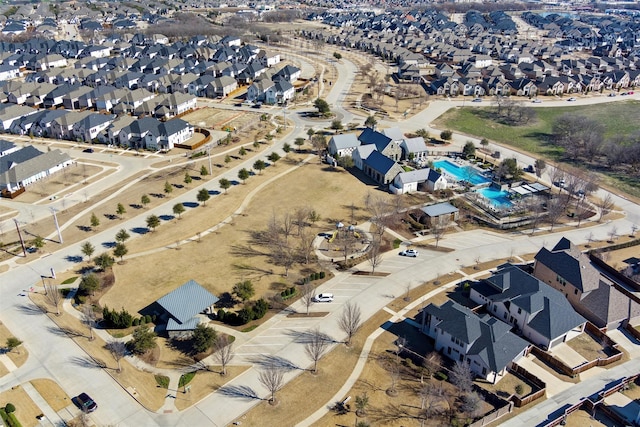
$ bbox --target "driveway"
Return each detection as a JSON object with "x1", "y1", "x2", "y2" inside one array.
[
  {"x1": 516, "y1": 354, "x2": 573, "y2": 396},
  {"x1": 549, "y1": 342, "x2": 588, "y2": 368}
]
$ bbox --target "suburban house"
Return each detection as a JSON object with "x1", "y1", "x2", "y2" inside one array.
[
  {"x1": 420, "y1": 300, "x2": 530, "y2": 384},
  {"x1": 533, "y1": 238, "x2": 640, "y2": 330},
  {"x1": 72, "y1": 113, "x2": 116, "y2": 142},
  {"x1": 246, "y1": 78, "x2": 274, "y2": 102},
  {"x1": 328, "y1": 133, "x2": 360, "y2": 157},
  {"x1": 0, "y1": 105, "x2": 39, "y2": 132},
  {"x1": 470, "y1": 264, "x2": 587, "y2": 350},
  {"x1": 390, "y1": 168, "x2": 447, "y2": 194},
  {"x1": 152, "y1": 280, "x2": 219, "y2": 339},
  {"x1": 205, "y1": 76, "x2": 238, "y2": 98},
  {"x1": 362, "y1": 150, "x2": 404, "y2": 185},
  {"x1": 419, "y1": 202, "x2": 459, "y2": 227},
  {"x1": 0, "y1": 145, "x2": 72, "y2": 195},
  {"x1": 0, "y1": 140, "x2": 20, "y2": 157},
  {"x1": 265, "y1": 79, "x2": 294, "y2": 105},
  {"x1": 118, "y1": 117, "x2": 194, "y2": 151}
]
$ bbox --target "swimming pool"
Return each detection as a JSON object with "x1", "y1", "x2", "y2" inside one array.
[
  {"x1": 477, "y1": 187, "x2": 513, "y2": 208},
  {"x1": 433, "y1": 160, "x2": 490, "y2": 186}
]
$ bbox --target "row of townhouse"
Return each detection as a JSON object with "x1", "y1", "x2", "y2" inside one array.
[
  {"x1": 0, "y1": 104, "x2": 193, "y2": 150},
  {"x1": 303, "y1": 9, "x2": 640, "y2": 99}
]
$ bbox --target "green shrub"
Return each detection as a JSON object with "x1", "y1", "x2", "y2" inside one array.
[
  {"x1": 237, "y1": 307, "x2": 254, "y2": 324},
  {"x1": 179, "y1": 372, "x2": 196, "y2": 388},
  {"x1": 253, "y1": 298, "x2": 269, "y2": 319},
  {"x1": 139, "y1": 316, "x2": 146, "y2": 325},
  {"x1": 319, "y1": 271, "x2": 325, "y2": 279},
  {"x1": 393, "y1": 238, "x2": 402, "y2": 249},
  {"x1": 155, "y1": 375, "x2": 169, "y2": 389},
  {"x1": 132, "y1": 318, "x2": 139, "y2": 326},
  {"x1": 288, "y1": 286, "x2": 295, "y2": 295},
  {"x1": 145, "y1": 314, "x2": 152, "y2": 324},
  {"x1": 4, "y1": 404, "x2": 14, "y2": 414},
  {"x1": 61, "y1": 276, "x2": 78, "y2": 285},
  {"x1": 515, "y1": 384, "x2": 524, "y2": 395},
  {"x1": 152, "y1": 314, "x2": 157, "y2": 322},
  {"x1": 217, "y1": 309, "x2": 226, "y2": 321},
  {"x1": 435, "y1": 371, "x2": 448, "y2": 381},
  {"x1": 280, "y1": 290, "x2": 287, "y2": 298}
]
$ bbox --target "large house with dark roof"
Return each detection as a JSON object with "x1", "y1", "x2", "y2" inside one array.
[
  {"x1": 470, "y1": 264, "x2": 587, "y2": 350},
  {"x1": 533, "y1": 238, "x2": 640, "y2": 330},
  {"x1": 0, "y1": 145, "x2": 72, "y2": 195},
  {"x1": 362, "y1": 150, "x2": 404, "y2": 185},
  {"x1": 153, "y1": 280, "x2": 219, "y2": 338},
  {"x1": 420, "y1": 300, "x2": 530, "y2": 384}
]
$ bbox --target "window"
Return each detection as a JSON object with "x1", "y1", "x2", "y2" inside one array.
[
  {"x1": 493, "y1": 306, "x2": 497, "y2": 312},
  {"x1": 451, "y1": 336, "x2": 455, "y2": 342},
  {"x1": 482, "y1": 367, "x2": 487, "y2": 375},
  {"x1": 574, "y1": 289, "x2": 578, "y2": 295},
  {"x1": 503, "y1": 312, "x2": 507, "y2": 319},
  {"x1": 447, "y1": 347, "x2": 451, "y2": 355},
  {"x1": 517, "y1": 308, "x2": 522, "y2": 314}
]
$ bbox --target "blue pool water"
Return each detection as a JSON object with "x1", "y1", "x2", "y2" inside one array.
[
  {"x1": 433, "y1": 160, "x2": 490, "y2": 185},
  {"x1": 477, "y1": 187, "x2": 513, "y2": 208}
]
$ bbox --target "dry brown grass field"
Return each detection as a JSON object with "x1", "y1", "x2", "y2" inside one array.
[{"x1": 0, "y1": 322, "x2": 28, "y2": 369}]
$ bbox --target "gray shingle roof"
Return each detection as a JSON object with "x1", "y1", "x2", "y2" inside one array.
[
  {"x1": 421, "y1": 202, "x2": 458, "y2": 217},
  {"x1": 479, "y1": 265, "x2": 586, "y2": 341},
  {"x1": 156, "y1": 280, "x2": 219, "y2": 330},
  {"x1": 330, "y1": 133, "x2": 360, "y2": 151},
  {"x1": 425, "y1": 300, "x2": 529, "y2": 372}
]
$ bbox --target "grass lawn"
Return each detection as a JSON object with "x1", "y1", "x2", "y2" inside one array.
[
  {"x1": 566, "y1": 333, "x2": 607, "y2": 361},
  {"x1": 101, "y1": 155, "x2": 397, "y2": 320},
  {"x1": 0, "y1": 384, "x2": 41, "y2": 427},
  {"x1": 478, "y1": 372, "x2": 532, "y2": 400},
  {"x1": 30, "y1": 379, "x2": 71, "y2": 412},
  {"x1": 0, "y1": 322, "x2": 28, "y2": 369},
  {"x1": 174, "y1": 366, "x2": 250, "y2": 411},
  {"x1": 434, "y1": 101, "x2": 640, "y2": 198}
]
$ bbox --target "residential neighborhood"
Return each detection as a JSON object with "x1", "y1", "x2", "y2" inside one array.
[{"x1": 1, "y1": 2, "x2": 640, "y2": 427}]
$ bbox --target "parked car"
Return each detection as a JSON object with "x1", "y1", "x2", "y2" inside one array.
[
  {"x1": 567, "y1": 97, "x2": 577, "y2": 102},
  {"x1": 532, "y1": 99, "x2": 542, "y2": 103},
  {"x1": 471, "y1": 98, "x2": 482, "y2": 102},
  {"x1": 82, "y1": 148, "x2": 94, "y2": 153},
  {"x1": 313, "y1": 293, "x2": 334, "y2": 303},
  {"x1": 399, "y1": 249, "x2": 419, "y2": 257},
  {"x1": 75, "y1": 393, "x2": 97, "y2": 413},
  {"x1": 524, "y1": 165, "x2": 535, "y2": 173},
  {"x1": 608, "y1": 92, "x2": 616, "y2": 97},
  {"x1": 629, "y1": 91, "x2": 635, "y2": 95}
]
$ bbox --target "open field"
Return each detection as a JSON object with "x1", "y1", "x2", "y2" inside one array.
[
  {"x1": 101, "y1": 154, "x2": 395, "y2": 317},
  {"x1": 434, "y1": 101, "x2": 640, "y2": 198}
]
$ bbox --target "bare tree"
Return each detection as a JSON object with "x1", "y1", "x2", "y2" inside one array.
[
  {"x1": 338, "y1": 302, "x2": 362, "y2": 346},
  {"x1": 546, "y1": 197, "x2": 564, "y2": 231},
  {"x1": 418, "y1": 382, "x2": 445, "y2": 425},
  {"x1": 298, "y1": 228, "x2": 316, "y2": 265},
  {"x1": 597, "y1": 193, "x2": 615, "y2": 221},
  {"x1": 422, "y1": 351, "x2": 443, "y2": 382},
  {"x1": 82, "y1": 305, "x2": 96, "y2": 341},
  {"x1": 367, "y1": 237, "x2": 383, "y2": 274},
  {"x1": 431, "y1": 220, "x2": 449, "y2": 248},
  {"x1": 43, "y1": 280, "x2": 62, "y2": 316},
  {"x1": 385, "y1": 356, "x2": 401, "y2": 395},
  {"x1": 293, "y1": 206, "x2": 309, "y2": 236},
  {"x1": 450, "y1": 361, "x2": 474, "y2": 394},
  {"x1": 214, "y1": 334, "x2": 234, "y2": 376},
  {"x1": 281, "y1": 212, "x2": 294, "y2": 242},
  {"x1": 274, "y1": 243, "x2": 295, "y2": 276},
  {"x1": 608, "y1": 225, "x2": 618, "y2": 243},
  {"x1": 461, "y1": 391, "x2": 482, "y2": 418},
  {"x1": 304, "y1": 328, "x2": 331, "y2": 373},
  {"x1": 339, "y1": 230, "x2": 358, "y2": 263},
  {"x1": 106, "y1": 340, "x2": 127, "y2": 373},
  {"x1": 547, "y1": 165, "x2": 565, "y2": 190},
  {"x1": 300, "y1": 282, "x2": 315, "y2": 315},
  {"x1": 258, "y1": 362, "x2": 286, "y2": 404}
]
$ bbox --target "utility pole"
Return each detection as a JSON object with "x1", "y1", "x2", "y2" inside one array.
[
  {"x1": 207, "y1": 143, "x2": 213, "y2": 178},
  {"x1": 13, "y1": 219, "x2": 26, "y2": 257},
  {"x1": 50, "y1": 207, "x2": 62, "y2": 244}
]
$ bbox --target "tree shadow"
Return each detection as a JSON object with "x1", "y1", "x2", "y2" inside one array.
[
  {"x1": 208, "y1": 190, "x2": 220, "y2": 196},
  {"x1": 131, "y1": 227, "x2": 149, "y2": 235},
  {"x1": 68, "y1": 355, "x2": 107, "y2": 369},
  {"x1": 217, "y1": 385, "x2": 262, "y2": 401},
  {"x1": 246, "y1": 354, "x2": 299, "y2": 371},
  {"x1": 215, "y1": 292, "x2": 236, "y2": 309},
  {"x1": 77, "y1": 225, "x2": 92, "y2": 232},
  {"x1": 104, "y1": 214, "x2": 118, "y2": 221},
  {"x1": 47, "y1": 325, "x2": 85, "y2": 338},
  {"x1": 183, "y1": 202, "x2": 199, "y2": 208},
  {"x1": 150, "y1": 193, "x2": 165, "y2": 199},
  {"x1": 129, "y1": 203, "x2": 142, "y2": 210},
  {"x1": 232, "y1": 263, "x2": 274, "y2": 280},
  {"x1": 159, "y1": 214, "x2": 174, "y2": 221},
  {"x1": 230, "y1": 180, "x2": 240, "y2": 186},
  {"x1": 16, "y1": 303, "x2": 46, "y2": 315},
  {"x1": 102, "y1": 241, "x2": 116, "y2": 249},
  {"x1": 284, "y1": 329, "x2": 337, "y2": 345}
]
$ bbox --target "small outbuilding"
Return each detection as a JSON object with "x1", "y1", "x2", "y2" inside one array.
[
  {"x1": 153, "y1": 280, "x2": 219, "y2": 338},
  {"x1": 420, "y1": 202, "x2": 459, "y2": 226}
]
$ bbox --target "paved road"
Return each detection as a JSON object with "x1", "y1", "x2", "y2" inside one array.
[{"x1": 1, "y1": 53, "x2": 640, "y2": 427}]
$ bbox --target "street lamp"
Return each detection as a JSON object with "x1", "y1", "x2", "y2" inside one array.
[{"x1": 50, "y1": 207, "x2": 62, "y2": 244}]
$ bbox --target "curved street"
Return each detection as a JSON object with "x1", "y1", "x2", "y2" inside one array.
[{"x1": 0, "y1": 54, "x2": 639, "y2": 427}]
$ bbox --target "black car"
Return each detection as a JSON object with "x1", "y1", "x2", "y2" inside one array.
[{"x1": 76, "y1": 392, "x2": 97, "y2": 413}]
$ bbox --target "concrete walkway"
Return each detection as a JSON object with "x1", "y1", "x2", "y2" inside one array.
[{"x1": 21, "y1": 382, "x2": 66, "y2": 427}]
